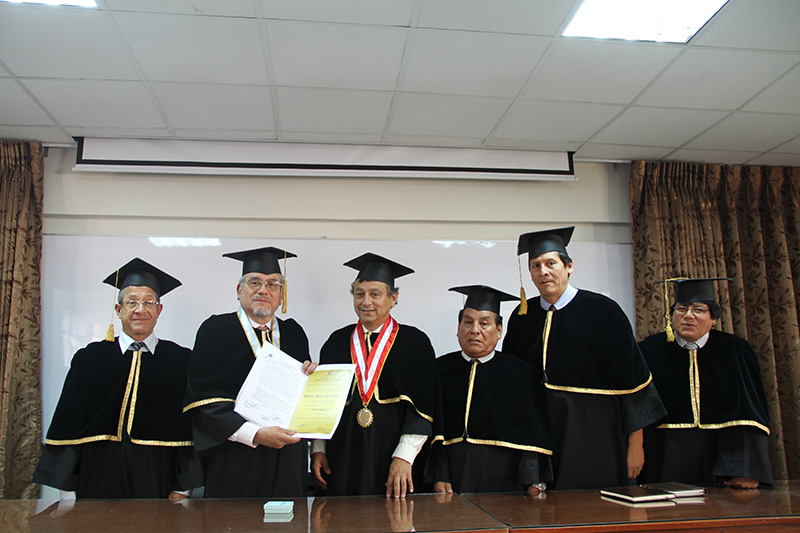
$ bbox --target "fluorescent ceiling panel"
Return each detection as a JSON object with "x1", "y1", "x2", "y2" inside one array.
[
  {"x1": 563, "y1": 0, "x2": 728, "y2": 43},
  {"x1": 1, "y1": 0, "x2": 96, "y2": 6}
]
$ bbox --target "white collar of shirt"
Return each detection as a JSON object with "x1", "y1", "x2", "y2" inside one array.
[
  {"x1": 539, "y1": 283, "x2": 578, "y2": 311},
  {"x1": 460, "y1": 350, "x2": 495, "y2": 364},
  {"x1": 241, "y1": 306, "x2": 271, "y2": 331},
  {"x1": 675, "y1": 331, "x2": 710, "y2": 350},
  {"x1": 118, "y1": 331, "x2": 158, "y2": 353}
]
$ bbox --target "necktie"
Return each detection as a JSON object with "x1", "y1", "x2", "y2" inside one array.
[
  {"x1": 366, "y1": 331, "x2": 373, "y2": 352},
  {"x1": 549, "y1": 304, "x2": 557, "y2": 311},
  {"x1": 256, "y1": 324, "x2": 271, "y2": 345},
  {"x1": 129, "y1": 342, "x2": 145, "y2": 352}
]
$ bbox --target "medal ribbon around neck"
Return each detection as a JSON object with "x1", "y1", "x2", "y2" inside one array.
[
  {"x1": 351, "y1": 316, "x2": 399, "y2": 406},
  {"x1": 237, "y1": 306, "x2": 281, "y2": 357}
]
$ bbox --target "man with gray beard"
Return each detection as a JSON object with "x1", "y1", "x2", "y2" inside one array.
[{"x1": 184, "y1": 247, "x2": 315, "y2": 498}]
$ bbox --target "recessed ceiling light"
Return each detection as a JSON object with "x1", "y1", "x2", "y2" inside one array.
[
  {"x1": 1, "y1": 0, "x2": 97, "y2": 7},
  {"x1": 563, "y1": 0, "x2": 728, "y2": 43}
]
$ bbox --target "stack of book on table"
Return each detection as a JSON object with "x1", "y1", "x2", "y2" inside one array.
[
  {"x1": 263, "y1": 501, "x2": 295, "y2": 523},
  {"x1": 600, "y1": 482, "x2": 707, "y2": 508}
]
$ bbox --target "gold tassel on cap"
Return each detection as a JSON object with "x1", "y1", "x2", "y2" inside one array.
[
  {"x1": 281, "y1": 251, "x2": 288, "y2": 314},
  {"x1": 517, "y1": 245, "x2": 527, "y2": 315},
  {"x1": 105, "y1": 268, "x2": 119, "y2": 341},
  {"x1": 662, "y1": 277, "x2": 685, "y2": 342}
]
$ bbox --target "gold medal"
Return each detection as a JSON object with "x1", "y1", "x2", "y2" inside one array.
[{"x1": 357, "y1": 407, "x2": 374, "y2": 428}]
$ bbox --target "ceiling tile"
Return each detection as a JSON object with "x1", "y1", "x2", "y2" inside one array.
[
  {"x1": 105, "y1": 0, "x2": 257, "y2": 17},
  {"x1": 0, "y1": 79, "x2": 54, "y2": 125},
  {"x1": 691, "y1": 0, "x2": 800, "y2": 51},
  {"x1": 172, "y1": 129, "x2": 276, "y2": 141},
  {"x1": 280, "y1": 131, "x2": 383, "y2": 144},
  {"x1": 267, "y1": 21, "x2": 408, "y2": 90},
  {"x1": 746, "y1": 153, "x2": 800, "y2": 166},
  {"x1": 522, "y1": 39, "x2": 681, "y2": 104},
  {"x1": 416, "y1": 0, "x2": 575, "y2": 35},
  {"x1": 0, "y1": 125, "x2": 72, "y2": 144},
  {"x1": 388, "y1": 93, "x2": 511, "y2": 137},
  {"x1": 665, "y1": 149, "x2": 763, "y2": 165},
  {"x1": 23, "y1": 79, "x2": 165, "y2": 128},
  {"x1": 482, "y1": 138, "x2": 583, "y2": 151},
  {"x1": 575, "y1": 143, "x2": 673, "y2": 161},
  {"x1": 493, "y1": 100, "x2": 624, "y2": 141},
  {"x1": 66, "y1": 127, "x2": 173, "y2": 138},
  {"x1": 592, "y1": 107, "x2": 728, "y2": 147},
  {"x1": 743, "y1": 66, "x2": 800, "y2": 113},
  {"x1": 276, "y1": 88, "x2": 393, "y2": 134},
  {"x1": 637, "y1": 48, "x2": 799, "y2": 109},
  {"x1": 400, "y1": 29, "x2": 550, "y2": 96},
  {"x1": 773, "y1": 136, "x2": 800, "y2": 153},
  {"x1": 0, "y1": 6, "x2": 138, "y2": 79},
  {"x1": 685, "y1": 112, "x2": 800, "y2": 152},
  {"x1": 382, "y1": 134, "x2": 486, "y2": 147},
  {"x1": 113, "y1": 12, "x2": 269, "y2": 84},
  {"x1": 259, "y1": 0, "x2": 415, "y2": 25},
  {"x1": 152, "y1": 83, "x2": 274, "y2": 130}
]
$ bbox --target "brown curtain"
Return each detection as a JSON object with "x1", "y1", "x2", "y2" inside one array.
[
  {"x1": 0, "y1": 141, "x2": 44, "y2": 499},
  {"x1": 630, "y1": 160, "x2": 800, "y2": 482}
]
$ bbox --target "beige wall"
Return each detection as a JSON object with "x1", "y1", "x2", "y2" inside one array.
[{"x1": 43, "y1": 147, "x2": 632, "y2": 243}]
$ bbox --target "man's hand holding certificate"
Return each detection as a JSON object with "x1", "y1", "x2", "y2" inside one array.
[{"x1": 235, "y1": 342, "x2": 355, "y2": 439}]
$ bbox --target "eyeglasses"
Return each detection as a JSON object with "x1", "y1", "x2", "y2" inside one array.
[
  {"x1": 674, "y1": 304, "x2": 710, "y2": 315},
  {"x1": 123, "y1": 300, "x2": 159, "y2": 310},
  {"x1": 244, "y1": 279, "x2": 282, "y2": 292}
]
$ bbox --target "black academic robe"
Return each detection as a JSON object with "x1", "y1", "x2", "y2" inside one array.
[
  {"x1": 184, "y1": 312, "x2": 311, "y2": 498},
  {"x1": 33, "y1": 339, "x2": 201, "y2": 498},
  {"x1": 639, "y1": 330, "x2": 773, "y2": 485},
  {"x1": 502, "y1": 289, "x2": 666, "y2": 490},
  {"x1": 426, "y1": 351, "x2": 553, "y2": 493},
  {"x1": 317, "y1": 323, "x2": 437, "y2": 496}
]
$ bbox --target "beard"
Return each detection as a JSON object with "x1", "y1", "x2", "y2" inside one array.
[{"x1": 252, "y1": 306, "x2": 274, "y2": 318}]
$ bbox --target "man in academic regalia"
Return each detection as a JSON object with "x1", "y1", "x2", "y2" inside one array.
[
  {"x1": 502, "y1": 227, "x2": 666, "y2": 490},
  {"x1": 427, "y1": 285, "x2": 553, "y2": 494},
  {"x1": 184, "y1": 247, "x2": 316, "y2": 498},
  {"x1": 310, "y1": 253, "x2": 437, "y2": 498},
  {"x1": 638, "y1": 278, "x2": 772, "y2": 488},
  {"x1": 33, "y1": 258, "x2": 201, "y2": 500}
]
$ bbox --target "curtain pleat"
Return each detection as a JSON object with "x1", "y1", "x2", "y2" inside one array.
[{"x1": 0, "y1": 141, "x2": 44, "y2": 499}]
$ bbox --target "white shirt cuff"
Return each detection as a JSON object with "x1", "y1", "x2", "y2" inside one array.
[
  {"x1": 229, "y1": 422, "x2": 260, "y2": 448},
  {"x1": 392, "y1": 434, "x2": 427, "y2": 465},
  {"x1": 310, "y1": 439, "x2": 326, "y2": 455}
]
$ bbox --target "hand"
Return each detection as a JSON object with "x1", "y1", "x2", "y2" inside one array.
[
  {"x1": 311, "y1": 452, "x2": 331, "y2": 489},
  {"x1": 385, "y1": 457, "x2": 413, "y2": 499},
  {"x1": 310, "y1": 497, "x2": 330, "y2": 533},
  {"x1": 385, "y1": 498, "x2": 414, "y2": 532},
  {"x1": 433, "y1": 481, "x2": 453, "y2": 494},
  {"x1": 253, "y1": 426, "x2": 301, "y2": 449},
  {"x1": 302, "y1": 360, "x2": 318, "y2": 376},
  {"x1": 167, "y1": 491, "x2": 189, "y2": 502},
  {"x1": 627, "y1": 429, "x2": 645, "y2": 480},
  {"x1": 725, "y1": 476, "x2": 759, "y2": 489}
]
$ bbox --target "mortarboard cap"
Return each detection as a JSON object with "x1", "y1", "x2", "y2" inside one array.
[
  {"x1": 344, "y1": 252, "x2": 414, "y2": 287},
  {"x1": 516, "y1": 226, "x2": 575, "y2": 258},
  {"x1": 450, "y1": 285, "x2": 518, "y2": 315},
  {"x1": 102, "y1": 257, "x2": 181, "y2": 297},
  {"x1": 223, "y1": 246, "x2": 296, "y2": 276},
  {"x1": 669, "y1": 277, "x2": 731, "y2": 304}
]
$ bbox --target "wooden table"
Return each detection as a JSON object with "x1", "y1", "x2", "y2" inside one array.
[
  {"x1": 464, "y1": 480, "x2": 800, "y2": 532},
  {"x1": 1, "y1": 493, "x2": 506, "y2": 533},
  {"x1": 2, "y1": 481, "x2": 799, "y2": 532}
]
